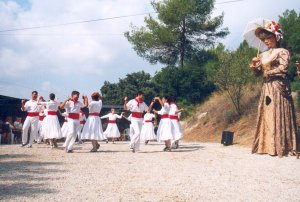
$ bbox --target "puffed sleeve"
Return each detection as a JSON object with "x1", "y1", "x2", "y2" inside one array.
[
  {"x1": 267, "y1": 49, "x2": 290, "y2": 76},
  {"x1": 100, "y1": 113, "x2": 110, "y2": 119},
  {"x1": 23, "y1": 101, "x2": 30, "y2": 111}
]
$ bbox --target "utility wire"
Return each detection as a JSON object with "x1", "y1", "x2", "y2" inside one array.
[
  {"x1": 0, "y1": 12, "x2": 157, "y2": 33},
  {"x1": 0, "y1": 0, "x2": 245, "y2": 33}
]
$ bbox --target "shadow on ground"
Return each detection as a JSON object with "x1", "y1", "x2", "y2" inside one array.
[{"x1": 0, "y1": 154, "x2": 63, "y2": 200}]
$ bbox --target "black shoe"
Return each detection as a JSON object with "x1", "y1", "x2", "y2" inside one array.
[
  {"x1": 106, "y1": 140, "x2": 108, "y2": 143},
  {"x1": 145, "y1": 140, "x2": 149, "y2": 145},
  {"x1": 163, "y1": 147, "x2": 168, "y2": 151},
  {"x1": 21, "y1": 144, "x2": 27, "y2": 147},
  {"x1": 66, "y1": 150, "x2": 73, "y2": 153}
]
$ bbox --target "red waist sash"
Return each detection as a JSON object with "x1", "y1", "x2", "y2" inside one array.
[
  {"x1": 80, "y1": 121, "x2": 85, "y2": 124},
  {"x1": 39, "y1": 116, "x2": 45, "y2": 121},
  {"x1": 47, "y1": 111, "x2": 57, "y2": 115},
  {"x1": 109, "y1": 120, "x2": 116, "y2": 124},
  {"x1": 169, "y1": 115, "x2": 179, "y2": 121},
  {"x1": 89, "y1": 112, "x2": 99, "y2": 116},
  {"x1": 28, "y1": 112, "x2": 39, "y2": 117},
  {"x1": 131, "y1": 112, "x2": 143, "y2": 118},
  {"x1": 145, "y1": 120, "x2": 152, "y2": 123},
  {"x1": 161, "y1": 114, "x2": 169, "y2": 119},
  {"x1": 69, "y1": 113, "x2": 80, "y2": 120}
]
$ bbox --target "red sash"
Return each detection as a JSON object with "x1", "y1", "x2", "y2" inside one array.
[
  {"x1": 145, "y1": 120, "x2": 152, "y2": 123},
  {"x1": 169, "y1": 115, "x2": 179, "y2": 121},
  {"x1": 39, "y1": 116, "x2": 45, "y2": 121},
  {"x1": 132, "y1": 112, "x2": 143, "y2": 118},
  {"x1": 161, "y1": 114, "x2": 169, "y2": 119},
  {"x1": 69, "y1": 113, "x2": 80, "y2": 120},
  {"x1": 89, "y1": 112, "x2": 99, "y2": 116},
  {"x1": 47, "y1": 111, "x2": 57, "y2": 115},
  {"x1": 109, "y1": 120, "x2": 116, "y2": 124},
  {"x1": 80, "y1": 121, "x2": 85, "y2": 124},
  {"x1": 28, "y1": 112, "x2": 39, "y2": 117}
]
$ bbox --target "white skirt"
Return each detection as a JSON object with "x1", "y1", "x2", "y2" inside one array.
[
  {"x1": 170, "y1": 120, "x2": 182, "y2": 141},
  {"x1": 61, "y1": 122, "x2": 68, "y2": 138},
  {"x1": 42, "y1": 115, "x2": 62, "y2": 139},
  {"x1": 141, "y1": 122, "x2": 156, "y2": 141},
  {"x1": 157, "y1": 118, "x2": 172, "y2": 141},
  {"x1": 81, "y1": 116, "x2": 106, "y2": 140},
  {"x1": 103, "y1": 123, "x2": 120, "y2": 138}
]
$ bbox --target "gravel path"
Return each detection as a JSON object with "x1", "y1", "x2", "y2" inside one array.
[{"x1": 0, "y1": 141, "x2": 300, "y2": 202}]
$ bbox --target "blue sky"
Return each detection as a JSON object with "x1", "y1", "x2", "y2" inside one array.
[{"x1": 0, "y1": 0, "x2": 299, "y2": 101}]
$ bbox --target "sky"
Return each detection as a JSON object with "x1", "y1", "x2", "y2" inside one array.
[{"x1": 0, "y1": 0, "x2": 299, "y2": 101}]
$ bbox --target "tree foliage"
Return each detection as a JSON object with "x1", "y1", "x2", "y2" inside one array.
[
  {"x1": 100, "y1": 71, "x2": 156, "y2": 105},
  {"x1": 125, "y1": 0, "x2": 229, "y2": 68},
  {"x1": 212, "y1": 41, "x2": 256, "y2": 115}
]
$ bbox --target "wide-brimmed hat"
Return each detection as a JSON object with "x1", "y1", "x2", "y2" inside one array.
[{"x1": 255, "y1": 20, "x2": 283, "y2": 41}]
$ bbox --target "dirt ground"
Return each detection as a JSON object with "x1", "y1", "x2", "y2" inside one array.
[{"x1": 0, "y1": 141, "x2": 300, "y2": 202}]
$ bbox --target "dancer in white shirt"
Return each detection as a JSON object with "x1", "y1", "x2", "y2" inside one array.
[
  {"x1": 38, "y1": 93, "x2": 62, "y2": 148},
  {"x1": 169, "y1": 96, "x2": 184, "y2": 149},
  {"x1": 81, "y1": 92, "x2": 105, "y2": 152},
  {"x1": 153, "y1": 96, "x2": 172, "y2": 152},
  {"x1": 101, "y1": 108, "x2": 124, "y2": 144},
  {"x1": 60, "y1": 91, "x2": 87, "y2": 153},
  {"x1": 140, "y1": 110, "x2": 156, "y2": 144},
  {"x1": 124, "y1": 91, "x2": 154, "y2": 152},
  {"x1": 21, "y1": 91, "x2": 41, "y2": 148}
]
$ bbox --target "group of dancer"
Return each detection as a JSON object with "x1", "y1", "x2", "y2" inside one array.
[{"x1": 20, "y1": 90, "x2": 183, "y2": 153}]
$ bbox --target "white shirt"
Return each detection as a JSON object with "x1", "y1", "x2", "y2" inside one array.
[
  {"x1": 143, "y1": 113, "x2": 155, "y2": 123},
  {"x1": 158, "y1": 103, "x2": 170, "y2": 115},
  {"x1": 64, "y1": 100, "x2": 84, "y2": 114},
  {"x1": 88, "y1": 100, "x2": 102, "y2": 113},
  {"x1": 14, "y1": 121, "x2": 23, "y2": 130},
  {"x1": 169, "y1": 103, "x2": 178, "y2": 116},
  {"x1": 101, "y1": 113, "x2": 122, "y2": 120},
  {"x1": 126, "y1": 99, "x2": 148, "y2": 113},
  {"x1": 40, "y1": 100, "x2": 59, "y2": 112},
  {"x1": 126, "y1": 99, "x2": 148, "y2": 121},
  {"x1": 23, "y1": 99, "x2": 41, "y2": 113}
]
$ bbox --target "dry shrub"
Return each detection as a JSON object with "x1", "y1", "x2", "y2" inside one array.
[{"x1": 183, "y1": 83, "x2": 262, "y2": 146}]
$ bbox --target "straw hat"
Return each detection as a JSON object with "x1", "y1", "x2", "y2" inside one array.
[{"x1": 255, "y1": 20, "x2": 283, "y2": 41}]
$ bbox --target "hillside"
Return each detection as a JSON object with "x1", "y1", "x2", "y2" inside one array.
[{"x1": 182, "y1": 83, "x2": 300, "y2": 147}]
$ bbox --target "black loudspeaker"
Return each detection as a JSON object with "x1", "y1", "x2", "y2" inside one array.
[{"x1": 221, "y1": 131, "x2": 234, "y2": 146}]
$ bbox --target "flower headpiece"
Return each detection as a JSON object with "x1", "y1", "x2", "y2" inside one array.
[{"x1": 255, "y1": 20, "x2": 283, "y2": 41}]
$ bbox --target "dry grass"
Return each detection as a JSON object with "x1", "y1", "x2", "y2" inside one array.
[{"x1": 183, "y1": 83, "x2": 298, "y2": 147}]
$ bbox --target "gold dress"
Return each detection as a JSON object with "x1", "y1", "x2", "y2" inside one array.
[{"x1": 252, "y1": 48, "x2": 299, "y2": 157}]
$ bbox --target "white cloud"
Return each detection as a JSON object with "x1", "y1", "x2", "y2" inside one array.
[
  {"x1": 0, "y1": 0, "x2": 154, "y2": 78},
  {"x1": 0, "y1": 0, "x2": 299, "y2": 99}
]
